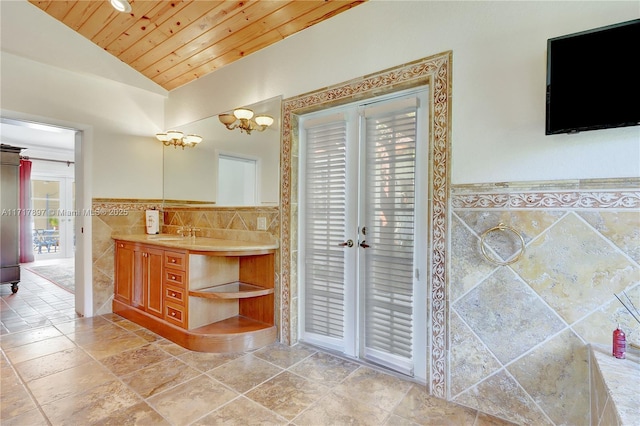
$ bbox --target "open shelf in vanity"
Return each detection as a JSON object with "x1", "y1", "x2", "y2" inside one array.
[
  {"x1": 190, "y1": 282, "x2": 274, "y2": 299},
  {"x1": 112, "y1": 234, "x2": 277, "y2": 353}
]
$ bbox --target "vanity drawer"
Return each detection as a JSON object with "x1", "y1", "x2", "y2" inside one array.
[
  {"x1": 165, "y1": 302, "x2": 186, "y2": 327},
  {"x1": 164, "y1": 284, "x2": 185, "y2": 305},
  {"x1": 164, "y1": 269, "x2": 186, "y2": 287},
  {"x1": 164, "y1": 250, "x2": 186, "y2": 271}
]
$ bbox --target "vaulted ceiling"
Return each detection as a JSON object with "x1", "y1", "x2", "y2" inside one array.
[{"x1": 27, "y1": 0, "x2": 365, "y2": 91}]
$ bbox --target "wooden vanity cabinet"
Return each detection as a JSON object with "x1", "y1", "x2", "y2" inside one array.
[
  {"x1": 113, "y1": 238, "x2": 277, "y2": 353},
  {"x1": 114, "y1": 241, "x2": 164, "y2": 319}
]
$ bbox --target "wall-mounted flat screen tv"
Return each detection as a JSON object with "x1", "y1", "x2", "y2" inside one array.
[{"x1": 546, "y1": 19, "x2": 640, "y2": 135}]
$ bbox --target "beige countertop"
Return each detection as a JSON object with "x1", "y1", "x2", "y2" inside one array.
[
  {"x1": 112, "y1": 233, "x2": 279, "y2": 252},
  {"x1": 590, "y1": 343, "x2": 640, "y2": 425}
]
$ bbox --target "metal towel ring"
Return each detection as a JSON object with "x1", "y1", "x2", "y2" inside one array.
[{"x1": 480, "y1": 223, "x2": 525, "y2": 266}]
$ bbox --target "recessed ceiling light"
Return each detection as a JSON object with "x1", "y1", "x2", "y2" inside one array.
[{"x1": 110, "y1": 0, "x2": 131, "y2": 13}]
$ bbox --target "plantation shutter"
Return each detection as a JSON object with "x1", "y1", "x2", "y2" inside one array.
[
  {"x1": 303, "y1": 115, "x2": 348, "y2": 344},
  {"x1": 362, "y1": 97, "x2": 418, "y2": 373}
]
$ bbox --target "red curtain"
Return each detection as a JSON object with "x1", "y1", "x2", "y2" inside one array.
[{"x1": 19, "y1": 159, "x2": 34, "y2": 263}]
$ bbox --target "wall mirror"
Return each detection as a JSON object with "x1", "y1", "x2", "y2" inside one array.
[{"x1": 163, "y1": 96, "x2": 282, "y2": 206}]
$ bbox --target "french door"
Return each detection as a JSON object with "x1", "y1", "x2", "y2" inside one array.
[
  {"x1": 31, "y1": 176, "x2": 75, "y2": 258},
  {"x1": 299, "y1": 89, "x2": 428, "y2": 380}
]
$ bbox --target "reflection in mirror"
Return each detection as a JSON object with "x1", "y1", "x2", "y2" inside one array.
[
  {"x1": 218, "y1": 153, "x2": 257, "y2": 205},
  {"x1": 163, "y1": 96, "x2": 281, "y2": 206}
]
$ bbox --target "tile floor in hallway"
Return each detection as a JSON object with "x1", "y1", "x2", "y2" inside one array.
[{"x1": 1, "y1": 268, "x2": 515, "y2": 425}]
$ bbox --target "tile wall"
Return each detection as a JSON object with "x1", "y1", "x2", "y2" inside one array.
[
  {"x1": 89, "y1": 178, "x2": 639, "y2": 426},
  {"x1": 90, "y1": 199, "x2": 279, "y2": 317},
  {"x1": 449, "y1": 179, "x2": 640, "y2": 425},
  {"x1": 91, "y1": 199, "x2": 162, "y2": 315}
]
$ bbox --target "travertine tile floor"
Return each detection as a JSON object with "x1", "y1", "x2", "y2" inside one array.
[{"x1": 1, "y1": 268, "x2": 515, "y2": 425}]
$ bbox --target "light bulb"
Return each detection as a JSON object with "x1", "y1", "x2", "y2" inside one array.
[
  {"x1": 233, "y1": 108, "x2": 254, "y2": 120},
  {"x1": 110, "y1": 0, "x2": 131, "y2": 13},
  {"x1": 166, "y1": 130, "x2": 184, "y2": 140},
  {"x1": 255, "y1": 115, "x2": 274, "y2": 127},
  {"x1": 184, "y1": 134, "x2": 202, "y2": 145},
  {"x1": 156, "y1": 133, "x2": 170, "y2": 142}
]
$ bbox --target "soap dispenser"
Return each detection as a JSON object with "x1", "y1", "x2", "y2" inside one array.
[
  {"x1": 145, "y1": 209, "x2": 159, "y2": 234},
  {"x1": 612, "y1": 324, "x2": 626, "y2": 359}
]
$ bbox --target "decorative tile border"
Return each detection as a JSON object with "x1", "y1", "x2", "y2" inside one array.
[
  {"x1": 92, "y1": 198, "x2": 163, "y2": 211},
  {"x1": 280, "y1": 51, "x2": 452, "y2": 397},
  {"x1": 452, "y1": 187, "x2": 640, "y2": 210}
]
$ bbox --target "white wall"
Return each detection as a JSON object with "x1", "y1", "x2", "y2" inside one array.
[
  {"x1": 1, "y1": 0, "x2": 167, "y2": 199},
  {"x1": 2, "y1": 1, "x2": 638, "y2": 194},
  {"x1": 167, "y1": 1, "x2": 640, "y2": 184},
  {"x1": 0, "y1": 0, "x2": 165, "y2": 97},
  {"x1": 1, "y1": 52, "x2": 166, "y2": 199}
]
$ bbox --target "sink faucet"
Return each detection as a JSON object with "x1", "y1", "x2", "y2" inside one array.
[{"x1": 177, "y1": 226, "x2": 201, "y2": 238}]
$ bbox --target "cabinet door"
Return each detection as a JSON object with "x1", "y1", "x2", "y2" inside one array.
[
  {"x1": 144, "y1": 247, "x2": 164, "y2": 318},
  {"x1": 132, "y1": 250, "x2": 145, "y2": 309},
  {"x1": 131, "y1": 245, "x2": 164, "y2": 317},
  {"x1": 114, "y1": 242, "x2": 134, "y2": 305}
]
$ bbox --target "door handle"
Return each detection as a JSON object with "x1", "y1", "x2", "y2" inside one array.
[
  {"x1": 359, "y1": 240, "x2": 370, "y2": 248},
  {"x1": 338, "y1": 239, "x2": 354, "y2": 248}
]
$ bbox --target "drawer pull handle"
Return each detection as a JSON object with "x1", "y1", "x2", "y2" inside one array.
[
  {"x1": 171, "y1": 311, "x2": 176, "y2": 317},
  {"x1": 171, "y1": 292, "x2": 176, "y2": 297},
  {"x1": 171, "y1": 259, "x2": 176, "y2": 263},
  {"x1": 171, "y1": 275, "x2": 176, "y2": 280}
]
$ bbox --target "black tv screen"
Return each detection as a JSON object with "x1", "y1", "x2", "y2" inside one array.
[{"x1": 546, "y1": 19, "x2": 640, "y2": 135}]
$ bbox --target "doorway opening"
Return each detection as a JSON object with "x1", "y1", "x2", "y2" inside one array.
[{"x1": 0, "y1": 117, "x2": 87, "y2": 313}]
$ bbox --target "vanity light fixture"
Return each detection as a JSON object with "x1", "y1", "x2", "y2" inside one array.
[
  {"x1": 218, "y1": 108, "x2": 274, "y2": 135},
  {"x1": 155, "y1": 130, "x2": 202, "y2": 149},
  {"x1": 110, "y1": 0, "x2": 132, "y2": 13}
]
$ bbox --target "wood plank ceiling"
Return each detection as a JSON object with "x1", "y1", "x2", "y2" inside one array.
[{"x1": 28, "y1": 0, "x2": 365, "y2": 91}]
